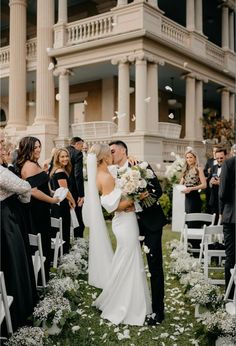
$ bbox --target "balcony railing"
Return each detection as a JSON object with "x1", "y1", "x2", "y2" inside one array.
[
  {"x1": 0, "y1": 46, "x2": 10, "y2": 65},
  {"x1": 67, "y1": 13, "x2": 114, "y2": 45},
  {"x1": 161, "y1": 17, "x2": 189, "y2": 46},
  {"x1": 0, "y1": 3, "x2": 234, "y2": 76},
  {"x1": 71, "y1": 121, "x2": 118, "y2": 139}
]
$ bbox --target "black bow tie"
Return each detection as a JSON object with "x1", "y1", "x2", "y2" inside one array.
[{"x1": 217, "y1": 165, "x2": 221, "y2": 168}]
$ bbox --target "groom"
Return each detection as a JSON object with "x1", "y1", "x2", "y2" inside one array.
[{"x1": 109, "y1": 140, "x2": 167, "y2": 325}]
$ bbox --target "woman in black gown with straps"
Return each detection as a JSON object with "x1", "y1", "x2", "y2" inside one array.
[
  {"x1": 0, "y1": 142, "x2": 36, "y2": 332},
  {"x1": 50, "y1": 148, "x2": 75, "y2": 254},
  {"x1": 16, "y1": 137, "x2": 60, "y2": 281}
]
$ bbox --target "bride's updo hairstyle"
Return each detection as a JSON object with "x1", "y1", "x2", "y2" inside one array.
[{"x1": 89, "y1": 143, "x2": 111, "y2": 165}]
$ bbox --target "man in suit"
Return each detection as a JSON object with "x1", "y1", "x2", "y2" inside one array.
[
  {"x1": 219, "y1": 156, "x2": 236, "y2": 299},
  {"x1": 67, "y1": 137, "x2": 85, "y2": 237},
  {"x1": 209, "y1": 147, "x2": 227, "y2": 224},
  {"x1": 109, "y1": 140, "x2": 167, "y2": 325}
]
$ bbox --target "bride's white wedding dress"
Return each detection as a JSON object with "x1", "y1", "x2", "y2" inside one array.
[{"x1": 93, "y1": 187, "x2": 152, "y2": 326}]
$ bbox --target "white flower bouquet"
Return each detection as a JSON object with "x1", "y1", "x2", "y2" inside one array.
[
  {"x1": 117, "y1": 161, "x2": 156, "y2": 209},
  {"x1": 6, "y1": 326, "x2": 46, "y2": 346}
]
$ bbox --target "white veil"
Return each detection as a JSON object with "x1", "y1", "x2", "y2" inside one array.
[{"x1": 87, "y1": 153, "x2": 114, "y2": 289}]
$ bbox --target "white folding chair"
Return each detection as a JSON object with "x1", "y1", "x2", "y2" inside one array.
[
  {"x1": 51, "y1": 217, "x2": 65, "y2": 268},
  {"x1": 181, "y1": 212, "x2": 216, "y2": 253},
  {"x1": 199, "y1": 224, "x2": 225, "y2": 285},
  {"x1": 28, "y1": 233, "x2": 46, "y2": 288},
  {"x1": 0, "y1": 271, "x2": 13, "y2": 336},
  {"x1": 224, "y1": 265, "x2": 236, "y2": 301}
]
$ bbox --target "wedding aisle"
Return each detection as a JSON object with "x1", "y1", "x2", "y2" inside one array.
[{"x1": 5, "y1": 225, "x2": 234, "y2": 346}]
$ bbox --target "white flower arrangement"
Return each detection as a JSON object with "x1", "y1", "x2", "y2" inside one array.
[
  {"x1": 117, "y1": 162, "x2": 156, "y2": 208},
  {"x1": 58, "y1": 243, "x2": 88, "y2": 277},
  {"x1": 33, "y1": 295, "x2": 72, "y2": 326},
  {"x1": 187, "y1": 283, "x2": 223, "y2": 308},
  {"x1": 169, "y1": 255, "x2": 201, "y2": 277},
  {"x1": 180, "y1": 271, "x2": 206, "y2": 291},
  {"x1": 165, "y1": 153, "x2": 185, "y2": 182},
  {"x1": 199, "y1": 309, "x2": 236, "y2": 338},
  {"x1": 47, "y1": 276, "x2": 79, "y2": 297},
  {"x1": 215, "y1": 336, "x2": 236, "y2": 346},
  {"x1": 6, "y1": 326, "x2": 45, "y2": 346}
]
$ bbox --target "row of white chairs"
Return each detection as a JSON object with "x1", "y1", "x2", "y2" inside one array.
[
  {"x1": 181, "y1": 212, "x2": 226, "y2": 284},
  {"x1": 29, "y1": 217, "x2": 65, "y2": 288}
]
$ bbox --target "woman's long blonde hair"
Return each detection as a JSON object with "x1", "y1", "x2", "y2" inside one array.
[
  {"x1": 50, "y1": 148, "x2": 72, "y2": 176},
  {"x1": 89, "y1": 143, "x2": 111, "y2": 165},
  {"x1": 182, "y1": 147, "x2": 199, "y2": 179}
]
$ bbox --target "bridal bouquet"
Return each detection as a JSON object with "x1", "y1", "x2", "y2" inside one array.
[{"x1": 117, "y1": 161, "x2": 156, "y2": 209}]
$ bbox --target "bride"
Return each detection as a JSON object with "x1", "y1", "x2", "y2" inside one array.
[{"x1": 87, "y1": 143, "x2": 151, "y2": 326}]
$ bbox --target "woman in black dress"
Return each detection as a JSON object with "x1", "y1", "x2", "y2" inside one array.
[
  {"x1": 16, "y1": 137, "x2": 59, "y2": 281},
  {"x1": 180, "y1": 147, "x2": 207, "y2": 215},
  {"x1": 0, "y1": 152, "x2": 34, "y2": 331},
  {"x1": 180, "y1": 147, "x2": 207, "y2": 251},
  {"x1": 50, "y1": 148, "x2": 75, "y2": 254}
]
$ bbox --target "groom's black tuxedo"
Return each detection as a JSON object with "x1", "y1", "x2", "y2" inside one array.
[{"x1": 132, "y1": 162, "x2": 167, "y2": 317}]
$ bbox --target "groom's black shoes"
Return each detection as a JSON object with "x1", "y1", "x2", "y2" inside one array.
[{"x1": 147, "y1": 313, "x2": 164, "y2": 326}]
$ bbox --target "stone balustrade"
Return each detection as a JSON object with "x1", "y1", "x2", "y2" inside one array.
[{"x1": 0, "y1": 4, "x2": 235, "y2": 77}]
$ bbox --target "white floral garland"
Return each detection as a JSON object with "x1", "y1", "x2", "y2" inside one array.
[{"x1": 167, "y1": 239, "x2": 236, "y2": 343}]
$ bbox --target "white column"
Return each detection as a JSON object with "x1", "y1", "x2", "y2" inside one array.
[
  {"x1": 195, "y1": 79, "x2": 203, "y2": 140},
  {"x1": 7, "y1": 0, "x2": 27, "y2": 130},
  {"x1": 147, "y1": 62, "x2": 158, "y2": 133},
  {"x1": 34, "y1": 0, "x2": 55, "y2": 125},
  {"x1": 185, "y1": 75, "x2": 196, "y2": 139},
  {"x1": 117, "y1": 60, "x2": 130, "y2": 134},
  {"x1": 58, "y1": 0, "x2": 67, "y2": 23},
  {"x1": 195, "y1": 0, "x2": 203, "y2": 34},
  {"x1": 229, "y1": 93, "x2": 235, "y2": 122},
  {"x1": 135, "y1": 58, "x2": 147, "y2": 133},
  {"x1": 186, "y1": 0, "x2": 195, "y2": 31},
  {"x1": 229, "y1": 11, "x2": 235, "y2": 51},
  {"x1": 229, "y1": 93, "x2": 235, "y2": 132},
  {"x1": 222, "y1": 5, "x2": 229, "y2": 50},
  {"x1": 221, "y1": 89, "x2": 230, "y2": 121},
  {"x1": 58, "y1": 69, "x2": 70, "y2": 139},
  {"x1": 116, "y1": 0, "x2": 127, "y2": 6}
]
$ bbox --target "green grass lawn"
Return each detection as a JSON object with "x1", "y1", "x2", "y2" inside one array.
[{"x1": 47, "y1": 224, "x2": 208, "y2": 346}]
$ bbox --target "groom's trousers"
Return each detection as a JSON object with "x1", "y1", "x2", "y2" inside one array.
[{"x1": 143, "y1": 229, "x2": 164, "y2": 316}]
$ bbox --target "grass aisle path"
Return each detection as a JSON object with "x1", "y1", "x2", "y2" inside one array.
[{"x1": 68, "y1": 225, "x2": 202, "y2": 346}]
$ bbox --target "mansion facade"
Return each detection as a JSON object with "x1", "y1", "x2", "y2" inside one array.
[{"x1": 0, "y1": 0, "x2": 235, "y2": 165}]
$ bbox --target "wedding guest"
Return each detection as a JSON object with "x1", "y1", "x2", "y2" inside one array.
[
  {"x1": 209, "y1": 147, "x2": 227, "y2": 224},
  {"x1": 219, "y1": 156, "x2": 236, "y2": 298},
  {"x1": 50, "y1": 148, "x2": 75, "y2": 254},
  {"x1": 204, "y1": 145, "x2": 219, "y2": 213},
  {"x1": 16, "y1": 136, "x2": 60, "y2": 281},
  {"x1": 180, "y1": 147, "x2": 207, "y2": 215},
  {"x1": 67, "y1": 137, "x2": 85, "y2": 237},
  {"x1": 0, "y1": 141, "x2": 35, "y2": 331},
  {"x1": 180, "y1": 147, "x2": 207, "y2": 250}
]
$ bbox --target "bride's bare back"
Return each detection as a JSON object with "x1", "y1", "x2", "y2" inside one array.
[{"x1": 97, "y1": 169, "x2": 115, "y2": 196}]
